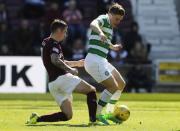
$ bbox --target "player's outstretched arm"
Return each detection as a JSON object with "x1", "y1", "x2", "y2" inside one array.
[
  {"x1": 65, "y1": 59, "x2": 84, "y2": 68},
  {"x1": 51, "y1": 53, "x2": 78, "y2": 75},
  {"x1": 90, "y1": 20, "x2": 107, "y2": 42}
]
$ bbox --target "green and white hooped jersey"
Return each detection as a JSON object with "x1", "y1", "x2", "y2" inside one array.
[{"x1": 88, "y1": 14, "x2": 113, "y2": 58}]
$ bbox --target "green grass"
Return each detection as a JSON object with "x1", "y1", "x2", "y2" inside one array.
[{"x1": 0, "y1": 93, "x2": 180, "y2": 131}]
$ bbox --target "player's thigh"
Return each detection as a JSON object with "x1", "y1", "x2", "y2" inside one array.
[
  {"x1": 74, "y1": 80, "x2": 96, "y2": 95},
  {"x1": 60, "y1": 98, "x2": 73, "y2": 119},
  {"x1": 100, "y1": 75, "x2": 119, "y2": 94},
  {"x1": 85, "y1": 54, "x2": 108, "y2": 83},
  {"x1": 52, "y1": 73, "x2": 82, "y2": 95},
  {"x1": 111, "y1": 68, "x2": 126, "y2": 90}
]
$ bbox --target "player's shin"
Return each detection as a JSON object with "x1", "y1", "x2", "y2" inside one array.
[
  {"x1": 37, "y1": 112, "x2": 69, "y2": 122},
  {"x1": 97, "y1": 89, "x2": 112, "y2": 115},
  {"x1": 106, "y1": 90, "x2": 122, "y2": 113},
  {"x1": 87, "y1": 91, "x2": 97, "y2": 122}
]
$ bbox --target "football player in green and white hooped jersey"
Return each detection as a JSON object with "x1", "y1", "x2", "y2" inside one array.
[{"x1": 84, "y1": 3, "x2": 126, "y2": 125}]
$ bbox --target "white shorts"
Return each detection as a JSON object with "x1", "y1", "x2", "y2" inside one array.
[
  {"x1": 48, "y1": 73, "x2": 82, "y2": 106},
  {"x1": 84, "y1": 53, "x2": 115, "y2": 83}
]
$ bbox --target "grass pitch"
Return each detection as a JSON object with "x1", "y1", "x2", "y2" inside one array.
[{"x1": 0, "y1": 93, "x2": 180, "y2": 131}]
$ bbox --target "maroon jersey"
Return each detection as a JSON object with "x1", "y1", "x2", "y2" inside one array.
[{"x1": 41, "y1": 37, "x2": 67, "y2": 82}]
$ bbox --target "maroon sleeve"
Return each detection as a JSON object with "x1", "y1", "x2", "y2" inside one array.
[{"x1": 50, "y1": 44, "x2": 60, "y2": 55}]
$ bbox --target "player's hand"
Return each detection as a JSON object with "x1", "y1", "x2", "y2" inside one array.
[
  {"x1": 76, "y1": 59, "x2": 84, "y2": 67},
  {"x1": 69, "y1": 68, "x2": 78, "y2": 76},
  {"x1": 99, "y1": 32, "x2": 107, "y2": 43},
  {"x1": 110, "y1": 44, "x2": 123, "y2": 51}
]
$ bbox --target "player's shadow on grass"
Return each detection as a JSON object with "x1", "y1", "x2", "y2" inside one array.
[{"x1": 26, "y1": 123, "x2": 107, "y2": 127}]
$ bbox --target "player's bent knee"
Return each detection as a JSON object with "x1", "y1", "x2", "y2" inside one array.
[
  {"x1": 67, "y1": 115, "x2": 73, "y2": 120},
  {"x1": 118, "y1": 79, "x2": 126, "y2": 90},
  {"x1": 62, "y1": 107, "x2": 73, "y2": 121},
  {"x1": 122, "y1": 79, "x2": 126, "y2": 88},
  {"x1": 64, "y1": 112, "x2": 73, "y2": 120}
]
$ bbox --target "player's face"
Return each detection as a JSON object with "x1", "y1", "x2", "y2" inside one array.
[
  {"x1": 110, "y1": 14, "x2": 124, "y2": 28},
  {"x1": 57, "y1": 27, "x2": 67, "y2": 41}
]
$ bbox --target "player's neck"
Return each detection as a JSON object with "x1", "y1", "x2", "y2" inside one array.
[{"x1": 50, "y1": 34, "x2": 60, "y2": 42}]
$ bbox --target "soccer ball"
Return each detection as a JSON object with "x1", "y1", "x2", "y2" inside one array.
[{"x1": 113, "y1": 105, "x2": 130, "y2": 121}]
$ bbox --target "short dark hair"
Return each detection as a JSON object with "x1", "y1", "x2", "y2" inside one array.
[
  {"x1": 50, "y1": 19, "x2": 67, "y2": 33},
  {"x1": 109, "y1": 3, "x2": 125, "y2": 16}
]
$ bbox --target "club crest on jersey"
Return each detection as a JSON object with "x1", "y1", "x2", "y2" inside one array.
[
  {"x1": 52, "y1": 47, "x2": 59, "y2": 53},
  {"x1": 105, "y1": 71, "x2": 109, "y2": 76}
]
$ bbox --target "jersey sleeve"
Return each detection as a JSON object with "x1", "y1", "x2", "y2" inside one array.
[
  {"x1": 50, "y1": 44, "x2": 60, "y2": 55},
  {"x1": 96, "y1": 15, "x2": 105, "y2": 27}
]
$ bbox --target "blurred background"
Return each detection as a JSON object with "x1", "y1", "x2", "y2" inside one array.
[{"x1": 0, "y1": 0, "x2": 180, "y2": 93}]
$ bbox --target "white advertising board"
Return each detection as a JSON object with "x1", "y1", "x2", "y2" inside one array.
[{"x1": 0, "y1": 56, "x2": 46, "y2": 93}]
